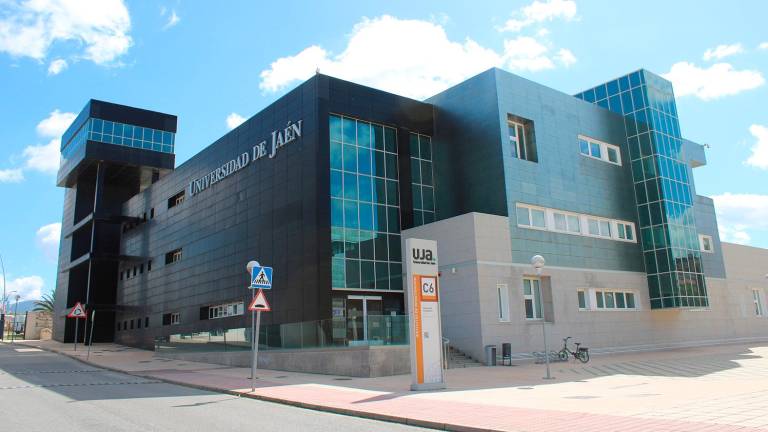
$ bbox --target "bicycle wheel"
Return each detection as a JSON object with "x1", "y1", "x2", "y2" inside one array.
[
  {"x1": 577, "y1": 350, "x2": 590, "y2": 363},
  {"x1": 557, "y1": 349, "x2": 568, "y2": 361}
]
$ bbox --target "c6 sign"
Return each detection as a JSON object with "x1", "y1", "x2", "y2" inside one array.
[{"x1": 418, "y1": 276, "x2": 438, "y2": 302}]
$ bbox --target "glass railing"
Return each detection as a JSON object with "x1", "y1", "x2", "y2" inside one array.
[{"x1": 155, "y1": 315, "x2": 409, "y2": 353}]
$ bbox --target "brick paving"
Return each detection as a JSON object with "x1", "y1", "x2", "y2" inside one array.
[{"x1": 15, "y1": 340, "x2": 768, "y2": 431}]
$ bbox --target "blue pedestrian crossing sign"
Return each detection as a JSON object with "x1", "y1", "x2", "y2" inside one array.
[{"x1": 250, "y1": 265, "x2": 273, "y2": 289}]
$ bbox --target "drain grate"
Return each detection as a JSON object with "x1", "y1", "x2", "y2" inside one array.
[
  {"x1": 0, "y1": 370, "x2": 102, "y2": 375},
  {"x1": 0, "y1": 380, "x2": 162, "y2": 390}
]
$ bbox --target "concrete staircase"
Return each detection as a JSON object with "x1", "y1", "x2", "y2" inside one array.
[{"x1": 447, "y1": 346, "x2": 484, "y2": 368}]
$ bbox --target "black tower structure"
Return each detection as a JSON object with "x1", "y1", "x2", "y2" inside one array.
[{"x1": 53, "y1": 100, "x2": 176, "y2": 343}]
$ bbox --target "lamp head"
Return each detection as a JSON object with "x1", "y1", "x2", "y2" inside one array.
[
  {"x1": 531, "y1": 255, "x2": 545, "y2": 276},
  {"x1": 246, "y1": 261, "x2": 260, "y2": 274}
]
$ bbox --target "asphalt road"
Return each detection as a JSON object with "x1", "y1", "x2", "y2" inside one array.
[{"x1": 0, "y1": 343, "x2": 426, "y2": 432}]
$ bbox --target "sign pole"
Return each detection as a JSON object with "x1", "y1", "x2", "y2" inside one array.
[
  {"x1": 74, "y1": 318, "x2": 79, "y2": 352},
  {"x1": 252, "y1": 310, "x2": 261, "y2": 393},
  {"x1": 87, "y1": 310, "x2": 96, "y2": 360},
  {"x1": 245, "y1": 261, "x2": 272, "y2": 392},
  {"x1": 250, "y1": 291, "x2": 256, "y2": 381}
]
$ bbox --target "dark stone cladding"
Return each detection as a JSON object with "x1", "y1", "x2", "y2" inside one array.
[{"x1": 115, "y1": 74, "x2": 433, "y2": 348}]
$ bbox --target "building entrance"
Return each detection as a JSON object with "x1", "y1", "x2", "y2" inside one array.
[{"x1": 346, "y1": 295, "x2": 383, "y2": 345}]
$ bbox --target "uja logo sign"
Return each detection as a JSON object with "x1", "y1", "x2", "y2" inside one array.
[
  {"x1": 411, "y1": 248, "x2": 436, "y2": 265},
  {"x1": 188, "y1": 120, "x2": 302, "y2": 197}
]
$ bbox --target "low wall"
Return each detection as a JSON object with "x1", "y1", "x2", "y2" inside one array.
[
  {"x1": 155, "y1": 345, "x2": 410, "y2": 377},
  {"x1": 24, "y1": 311, "x2": 53, "y2": 340}
]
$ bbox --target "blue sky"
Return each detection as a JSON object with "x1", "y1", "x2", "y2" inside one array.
[{"x1": 1, "y1": 0, "x2": 767, "y2": 302}]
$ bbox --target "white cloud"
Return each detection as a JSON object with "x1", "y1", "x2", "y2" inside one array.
[
  {"x1": 163, "y1": 9, "x2": 180, "y2": 30},
  {"x1": 501, "y1": 0, "x2": 577, "y2": 32},
  {"x1": 259, "y1": 15, "x2": 575, "y2": 100},
  {"x1": 3, "y1": 276, "x2": 45, "y2": 302},
  {"x1": 702, "y1": 43, "x2": 744, "y2": 61},
  {"x1": 0, "y1": 0, "x2": 132, "y2": 65},
  {"x1": 712, "y1": 193, "x2": 768, "y2": 245},
  {"x1": 759, "y1": 42, "x2": 768, "y2": 50},
  {"x1": 0, "y1": 168, "x2": 24, "y2": 183},
  {"x1": 36, "y1": 109, "x2": 76, "y2": 137},
  {"x1": 47, "y1": 58, "x2": 68, "y2": 75},
  {"x1": 662, "y1": 62, "x2": 765, "y2": 100},
  {"x1": 20, "y1": 110, "x2": 76, "y2": 174},
  {"x1": 554, "y1": 48, "x2": 576, "y2": 67},
  {"x1": 36, "y1": 222, "x2": 61, "y2": 260},
  {"x1": 226, "y1": 112, "x2": 246, "y2": 130},
  {"x1": 746, "y1": 124, "x2": 768, "y2": 169},
  {"x1": 23, "y1": 140, "x2": 61, "y2": 174}
]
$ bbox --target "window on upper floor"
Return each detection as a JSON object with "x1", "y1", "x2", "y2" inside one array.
[
  {"x1": 699, "y1": 234, "x2": 714, "y2": 253},
  {"x1": 516, "y1": 203, "x2": 637, "y2": 244},
  {"x1": 508, "y1": 115, "x2": 537, "y2": 163},
  {"x1": 516, "y1": 204, "x2": 547, "y2": 229},
  {"x1": 165, "y1": 248, "x2": 182, "y2": 265},
  {"x1": 578, "y1": 135, "x2": 622, "y2": 166},
  {"x1": 168, "y1": 190, "x2": 185, "y2": 209}
]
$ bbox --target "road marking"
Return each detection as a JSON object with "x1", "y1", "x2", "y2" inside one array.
[{"x1": 14, "y1": 348, "x2": 43, "y2": 352}]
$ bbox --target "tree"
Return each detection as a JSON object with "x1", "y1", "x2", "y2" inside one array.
[{"x1": 33, "y1": 290, "x2": 55, "y2": 312}]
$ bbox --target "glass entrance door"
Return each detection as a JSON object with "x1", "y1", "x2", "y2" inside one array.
[{"x1": 346, "y1": 295, "x2": 382, "y2": 345}]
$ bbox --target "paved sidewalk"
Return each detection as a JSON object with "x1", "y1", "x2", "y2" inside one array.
[{"x1": 15, "y1": 339, "x2": 768, "y2": 431}]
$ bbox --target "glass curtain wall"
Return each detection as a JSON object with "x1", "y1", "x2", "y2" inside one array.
[
  {"x1": 329, "y1": 114, "x2": 403, "y2": 292},
  {"x1": 575, "y1": 70, "x2": 708, "y2": 309},
  {"x1": 409, "y1": 133, "x2": 436, "y2": 226}
]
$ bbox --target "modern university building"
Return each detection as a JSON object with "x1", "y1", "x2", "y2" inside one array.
[{"x1": 53, "y1": 68, "x2": 768, "y2": 366}]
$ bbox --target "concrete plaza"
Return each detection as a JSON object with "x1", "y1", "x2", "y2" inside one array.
[{"x1": 15, "y1": 339, "x2": 768, "y2": 431}]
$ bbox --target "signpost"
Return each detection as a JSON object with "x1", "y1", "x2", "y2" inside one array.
[
  {"x1": 405, "y1": 238, "x2": 445, "y2": 391},
  {"x1": 67, "y1": 302, "x2": 87, "y2": 351},
  {"x1": 86, "y1": 310, "x2": 96, "y2": 360},
  {"x1": 246, "y1": 261, "x2": 272, "y2": 393}
]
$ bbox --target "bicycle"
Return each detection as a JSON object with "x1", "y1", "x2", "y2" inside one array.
[{"x1": 557, "y1": 336, "x2": 590, "y2": 363}]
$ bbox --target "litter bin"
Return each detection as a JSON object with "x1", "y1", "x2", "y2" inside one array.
[
  {"x1": 502, "y1": 343, "x2": 512, "y2": 366},
  {"x1": 485, "y1": 345, "x2": 497, "y2": 366}
]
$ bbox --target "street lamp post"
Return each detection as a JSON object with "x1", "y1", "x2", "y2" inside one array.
[
  {"x1": 0, "y1": 254, "x2": 6, "y2": 341},
  {"x1": 11, "y1": 294, "x2": 20, "y2": 343},
  {"x1": 531, "y1": 255, "x2": 553, "y2": 380}
]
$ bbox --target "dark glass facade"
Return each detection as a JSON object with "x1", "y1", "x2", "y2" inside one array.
[
  {"x1": 576, "y1": 70, "x2": 708, "y2": 309},
  {"x1": 329, "y1": 114, "x2": 404, "y2": 291}
]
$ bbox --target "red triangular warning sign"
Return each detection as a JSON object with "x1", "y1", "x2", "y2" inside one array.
[
  {"x1": 248, "y1": 289, "x2": 271, "y2": 312},
  {"x1": 67, "y1": 302, "x2": 87, "y2": 319}
]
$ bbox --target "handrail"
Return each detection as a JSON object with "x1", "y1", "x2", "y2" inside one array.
[{"x1": 442, "y1": 337, "x2": 450, "y2": 369}]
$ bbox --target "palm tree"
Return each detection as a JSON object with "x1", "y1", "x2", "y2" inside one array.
[{"x1": 33, "y1": 290, "x2": 55, "y2": 312}]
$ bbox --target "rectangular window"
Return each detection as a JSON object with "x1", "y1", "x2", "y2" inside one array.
[
  {"x1": 578, "y1": 135, "x2": 622, "y2": 166},
  {"x1": 594, "y1": 290, "x2": 638, "y2": 310},
  {"x1": 170, "y1": 312, "x2": 180, "y2": 325},
  {"x1": 577, "y1": 290, "x2": 587, "y2": 310},
  {"x1": 497, "y1": 284, "x2": 510, "y2": 322},
  {"x1": 699, "y1": 234, "x2": 714, "y2": 253},
  {"x1": 753, "y1": 289, "x2": 764, "y2": 316},
  {"x1": 168, "y1": 190, "x2": 185, "y2": 209},
  {"x1": 145, "y1": 317, "x2": 149, "y2": 328},
  {"x1": 508, "y1": 115, "x2": 537, "y2": 162},
  {"x1": 147, "y1": 259, "x2": 152, "y2": 271},
  {"x1": 516, "y1": 204, "x2": 547, "y2": 229},
  {"x1": 517, "y1": 203, "x2": 635, "y2": 243},
  {"x1": 165, "y1": 248, "x2": 182, "y2": 265},
  {"x1": 207, "y1": 301, "x2": 245, "y2": 319},
  {"x1": 523, "y1": 277, "x2": 543, "y2": 320}
]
